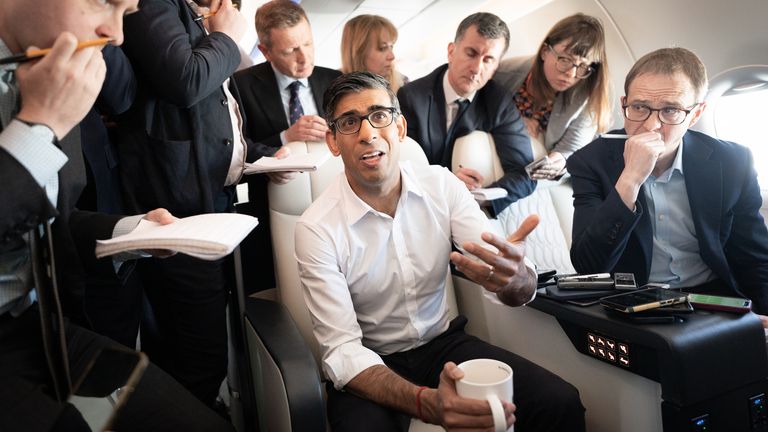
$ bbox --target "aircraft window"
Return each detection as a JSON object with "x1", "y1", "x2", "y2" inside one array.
[{"x1": 712, "y1": 85, "x2": 768, "y2": 189}]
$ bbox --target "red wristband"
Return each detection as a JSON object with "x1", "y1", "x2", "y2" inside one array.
[{"x1": 415, "y1": 386, "x2": 429, "y2": 422}]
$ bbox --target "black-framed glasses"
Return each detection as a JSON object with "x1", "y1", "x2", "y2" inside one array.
[
  {"x1": 622, "y1": 103, "x2": 700, "y2": 125},
  {"x1": 329, "y1": 107, "x2": 399, "y2": 135},
  {"x1": 547, "y1": 44, "x2": 595, "y2": 79}
]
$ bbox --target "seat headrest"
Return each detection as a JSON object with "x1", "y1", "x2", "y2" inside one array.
[
  {"x1": 268, "y1": 136, "x2": 430, "y2": 216},
  {"x1": 451, "y1": 131, "x2": 504, "y2": 186}
]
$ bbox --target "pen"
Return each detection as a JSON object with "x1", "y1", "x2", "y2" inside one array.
[
  {"x1": 599, "y1": 133, "x2": 630, "y2": 139},
  {"x1": 0, "y1": 37, "x2": 113, "y2": 65},
  {"x1": 564, "y1": 273, "x2": 611, "y2": 280},
  {"x1": 194, "y1": 12, "x2": 216, "y2": 21}
]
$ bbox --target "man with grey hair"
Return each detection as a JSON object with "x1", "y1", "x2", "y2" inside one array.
[
  {"x1": 569, "y1": 47, "x2": 768, "y2": 317},
  {"x1": 398, "y1": 12, "x2": 534, "y2": 216},
  {"x1": 296, "y1": 71, "x2": 585, "y2": 431}
]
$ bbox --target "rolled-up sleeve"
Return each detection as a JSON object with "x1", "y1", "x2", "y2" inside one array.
[{"x1": 294, "y1": 220, "x2": 384, "y2": 389}]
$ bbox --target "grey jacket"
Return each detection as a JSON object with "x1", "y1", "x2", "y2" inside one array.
[{"x1": 494, "y1": 56, "x2": 597, "y2": 158}]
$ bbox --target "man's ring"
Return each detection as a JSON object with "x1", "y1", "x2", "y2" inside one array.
[{"x1": 485, "y1": 266, "x2": 494, "y2": 281}]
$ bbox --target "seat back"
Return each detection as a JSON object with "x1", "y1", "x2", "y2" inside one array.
[
  {"x1": 452, "y1": 132, "x2": 576, "y2": 273},
  {"x1": 268, "y1": 138, "x2": 459, "y2": 363}
]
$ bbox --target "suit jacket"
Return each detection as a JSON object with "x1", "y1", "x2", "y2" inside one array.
[
  {"x1": 493, "y1": 56, "x2": 596, "y2": 158},
  {"x1": 397, "y1": 64, "x2": 534, "y2": 214},
  {"x1": 568, "y1": 130, "x2": 768, "y2": 313},
  {"x1": 234, "y1": 62, "x2": 341, "y2": 147},
  {"x1": 117, "y1": 0, "x2": 274, "y2": 217}
]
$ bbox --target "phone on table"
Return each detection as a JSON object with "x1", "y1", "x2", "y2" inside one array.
[
  {"x1": 68, "y1": 347, "x2": 148, "y2": 431},
  {"x1": 557, "y1": 273, "x2": 615, "y2": 290},
  {"x1": 600, "y1": 287, "x2": 688, "y2": 313},
  {"x1": 687, "y1": 293, "x2": 752, "y2": 313}
]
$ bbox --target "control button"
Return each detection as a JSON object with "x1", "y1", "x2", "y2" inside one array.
[
  {"x1": 597, "y1": 348, "x2": 606, "y2": 358},
  {"x1": 618, "y1": 355, "x2": 630, "y2": 367},
  {"x1": 618, "y1": 343, "x2": 629, "y2": 355},
  {"x1": 607, "y1": 351, "x2": 617, "y2": 362},
  {"x1": 596, "y1": 337, "x2": 605, "y2": 347},
  {"x1": 588, "y1": 345, "x2": 597, "y2": 355},
  {"x1": 587, "y1": 333, "x2": 596, "y2": 344},
  {"x1": 606, "y1": 339, "x2": 616, "y2": 350}
]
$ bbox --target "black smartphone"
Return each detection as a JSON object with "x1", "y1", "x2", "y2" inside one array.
[
  {"x1": 600, "y1": 287, "x2": 688, "y2": 313},
  {"x1": 537, "y1": 268, "x2": 557, "y2": 283},
  {"x1": 68, "y1": 348, "x2": 148, "y2": 431},
  {"x1": 614, "y1": 273, "x2": 637, "y2": 290}
]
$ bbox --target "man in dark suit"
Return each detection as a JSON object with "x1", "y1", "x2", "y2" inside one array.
[
  {"x1": 233, "y1": 0, "x2": 341, "y2": 289},
  {"x1": 115, "y1": 0, "x2": 292, "y2": 407},
  {"x1": 0, "y1": 0, "x2": 235, "y2": 430},
  {"x1": 397, "y1": 12, "x2": 534, "y2": 216},
  {"x1": 568, "y1": 47, "x2": 768, "y2": 317}
]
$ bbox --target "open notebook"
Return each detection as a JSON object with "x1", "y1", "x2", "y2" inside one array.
[
  {"x1": 95, "y1": 213, "x2": 258, "y2": 261},
  {"x1": 243, "y1": 151, "x2": 331, "y2": 174}
]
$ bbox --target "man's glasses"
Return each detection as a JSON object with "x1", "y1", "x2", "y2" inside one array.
[
  {"x1": 622, "y1": 103, "x2": 700, "y2": 125},
  {"x1": 330, "y1": 107, "x2": 398, "y2": 135},
  {"x1": 547, "y1": 44, "x2": 595, "y2": 79}
]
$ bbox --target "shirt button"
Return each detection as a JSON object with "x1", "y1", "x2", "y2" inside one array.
[
  {"x1": 659, "y1": 215, "x2": 664, "y2": 220},
  {"x1": 221, "y1": 99, "x2": 228, "y2": 106},
  {"x1": 224, "y1": 139, "x2": 232, "y2": 146}
]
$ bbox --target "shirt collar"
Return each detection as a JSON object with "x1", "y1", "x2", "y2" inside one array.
[
  {"x1": 272, "y1": 64, "x2": 309, "y2": 91},
  {"x1": 442, "y1": 69, "x2": 475, "y2": 106},
  {"x1": 652, "y1": 140, "x2": 685, "y2": 183},
  {"x1": 339, "y1": 161, "x2": 425, "y2": 225}
]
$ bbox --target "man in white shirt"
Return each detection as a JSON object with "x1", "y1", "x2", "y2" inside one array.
[{"x1": 295, "y1": 72, "x2": 585, "y2": 432}]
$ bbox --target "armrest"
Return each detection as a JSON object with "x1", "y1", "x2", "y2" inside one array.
[{"x1": 243, "y1": 298, "x2": 326, "y2": 432}]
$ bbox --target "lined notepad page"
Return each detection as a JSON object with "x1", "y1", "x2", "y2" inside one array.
[
  {"x1": 96, "y1": 213, "x2": 258, "y2": 260},
  {"x1": 243, "y1": 151, "x2": 331, "y2": 174}
]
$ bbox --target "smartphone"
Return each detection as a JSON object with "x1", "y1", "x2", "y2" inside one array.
[
  {"x1": 614, "y1": 273, "x2": 637, "y2": 290},
  {"x1": 557, "y1": 274, "x2": 615, "y2": 290},
  {"x1": 68, "y1": 348, "x2": 148, "y2": 431},
  {"x1": 687, "y1": 293, "x2": 752, "y2": 313},
  {"x1": 524, "y1": 156, "x2": 549, "y2": 179},
  {"x1": 600, "y1": 287, "x2": 688, "y2": 313},
  {"x1": 537, "y1": 268, "x2": 557, "y2": 283}
]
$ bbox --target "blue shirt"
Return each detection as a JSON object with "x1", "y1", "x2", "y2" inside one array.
[{"x1": 643, "y1": 141, "x2": 715, "y2": 288}]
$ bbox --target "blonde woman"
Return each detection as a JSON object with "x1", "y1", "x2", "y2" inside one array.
[{"x1": 341, "y1": 14, "x2": 407, "y2": 92}]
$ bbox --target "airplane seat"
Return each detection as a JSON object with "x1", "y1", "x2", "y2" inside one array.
[
  {"x1": 451, "y1": 131, "x2": 576, "y2": 273},
  {"x1": 241, "y1": 137, "x2": 476, "y2": 431}
]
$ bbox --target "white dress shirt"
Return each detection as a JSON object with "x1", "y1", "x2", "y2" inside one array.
[
  {"x1": 296, "y1": 162, "x2": 529, "y2": 389},
  {"x1": 643, "y1": 142, "x2": 715, "y2": 287}
]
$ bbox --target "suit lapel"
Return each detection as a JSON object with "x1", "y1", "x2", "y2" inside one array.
[
  {"x1": 253, "y1": 65, "x2": 289, "y2": 132},
  {"x1": 682, "y1": 134, "x2": 722, "y2": 261},
  {"x1": 428, "y1": 70, "x2": 447, "y2": 164},
  {"x1": 308, "y1": 72, "x2": 326, "y2": 117}
]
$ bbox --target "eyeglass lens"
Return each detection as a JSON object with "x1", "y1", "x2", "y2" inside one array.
[
  {"x1": 624, "y1": 105, "x2": 690, "y2": 125},
  {"x1": 335, "y1": 109, "x2": 395, "y2": 134}
]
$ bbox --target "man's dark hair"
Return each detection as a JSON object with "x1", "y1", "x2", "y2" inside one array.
[
  {"x1": 454, "y1": 12, "x2": 510, "y2": 53},
  {"x1": 323, "y1": 72, "x2": 400, "y2": 128}
]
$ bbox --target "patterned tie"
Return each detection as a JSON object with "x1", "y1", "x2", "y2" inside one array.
[
  {"x1": 288, "y1": 80, "x2": 304, "y2": 125},
  {"x1": 0, "y1": 66, "x2": 19, "y2": 127}
]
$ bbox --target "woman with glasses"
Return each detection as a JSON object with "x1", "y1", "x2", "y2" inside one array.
[
  {"x1": 340, "y1": 15, "x2": 408, "y2": 93},
  {"x1": 495, "y1": 13, "x2": 611, "y2": 180}
]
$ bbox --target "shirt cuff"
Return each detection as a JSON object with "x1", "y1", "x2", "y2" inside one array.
[
  {"x1": 279, "y1": 130, "x2": 287, "y2": 146},
  {"x1": 324, "y1": 342, "x2": 385, "y2": 390},
  {"x1": 0, "y1": 120, "x2": 67, "y2": 187}
]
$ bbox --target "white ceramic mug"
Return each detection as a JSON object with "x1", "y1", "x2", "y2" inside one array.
[{"x1": 455, "y1": 358, "x2": 514, "y2": 432}]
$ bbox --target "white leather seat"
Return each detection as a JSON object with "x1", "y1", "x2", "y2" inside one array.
[
  {"x1": 261, "y1": 137, "x2": 477, "y2": 431},
  {"x1": 452, "y1": 131, "x2": 576, "y2": 273}
]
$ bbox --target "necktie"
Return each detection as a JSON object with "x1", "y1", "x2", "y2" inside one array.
[
  {"x1": 0, "y1": 66, "x2": 19, "y2": 127},
  {"x1": 442, "y1": 98, "x2": 471, "y2": 166},
  {"x1": 288, "y1": 81, "x2": 304, "y2": 125},
  {"x1": 452, "y1": 98, "x2": 470, "y2": 127}
]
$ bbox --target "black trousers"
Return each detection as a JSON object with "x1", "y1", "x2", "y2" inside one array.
[
  {"x1": 136, "y1": 253, "x2": 229, "y2": 408},
  {"x1": 327, "y1": 316, "x2": 586, "y2": 432},
  {"x1": 0, "y1": 306, "x2": 234, "y2": 432}
]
